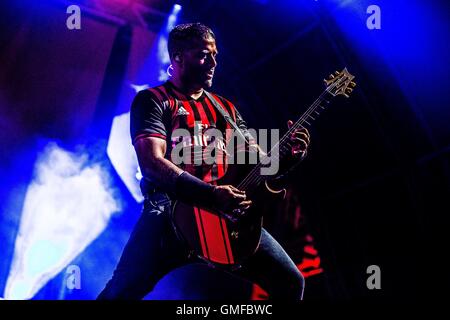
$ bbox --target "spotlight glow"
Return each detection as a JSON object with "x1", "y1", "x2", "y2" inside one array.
[
  {"x1": 4, "y1": 143, "x2": 120, "y2": 299},
  {"x1": 107, "y1": 112, "x2": 144, "y2": 203}
]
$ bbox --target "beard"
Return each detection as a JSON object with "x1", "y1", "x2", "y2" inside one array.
[
  {"x1": 204, "y1": 78, "x2": 213, "y2": 88},
  {"x1": 182, "y1": 64, "x2": 214, "y2": 89}
]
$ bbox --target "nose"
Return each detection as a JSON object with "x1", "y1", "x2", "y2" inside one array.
[{"x1": 208, "y1": 55, "x2": 217, "y2": 69}]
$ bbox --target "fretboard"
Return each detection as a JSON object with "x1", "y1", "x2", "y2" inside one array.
[{"x1": 236, "y1": 88, "x2": 335, "y2": 192}]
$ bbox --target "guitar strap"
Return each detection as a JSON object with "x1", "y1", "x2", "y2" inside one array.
[{"x1": 203, "y1": 91, "x2": 250, "y2": 145}]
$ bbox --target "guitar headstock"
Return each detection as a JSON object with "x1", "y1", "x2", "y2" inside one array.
[{"x1": 324, "y1": 68, "x2": 356, "y2": 98}]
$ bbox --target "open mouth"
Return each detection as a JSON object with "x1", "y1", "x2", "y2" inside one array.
[{"x1": 205, "y1": 70, "x2": 215, "y2": 78}]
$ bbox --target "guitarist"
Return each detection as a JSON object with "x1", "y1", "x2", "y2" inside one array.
[{"x1": 98, "y1": 23, "x2": 310, "y2": 300}]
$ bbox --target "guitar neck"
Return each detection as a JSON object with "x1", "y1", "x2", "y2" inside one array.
[
  {"x1": 236, "y1": 88, "x2": 335, "y2": 193},
  {"x1": 235, "y1": 67, "x2": 356, "y2": 193}
]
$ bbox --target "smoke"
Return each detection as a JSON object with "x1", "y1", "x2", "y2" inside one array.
[{"x1": 4, "y1": 142, "x2": 121, "y2": 299}]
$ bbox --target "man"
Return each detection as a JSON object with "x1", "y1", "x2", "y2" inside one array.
[{"x1": 98, "y1": 23, "x2": 310, "y2": 300}]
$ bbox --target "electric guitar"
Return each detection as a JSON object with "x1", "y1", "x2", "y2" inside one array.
[{"x1": 171, "y1": 68, "x2": 356, "y2": 268}]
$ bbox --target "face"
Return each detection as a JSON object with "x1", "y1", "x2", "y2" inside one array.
[{"x1": 177, "y1": 36, "x2": 218, "y2": 89}]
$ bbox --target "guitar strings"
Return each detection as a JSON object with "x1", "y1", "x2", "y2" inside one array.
[
  {"x1": 171, "y1": 77, "x2": 342, "y2": 188},
  {"x1": 240, "y1": 76, "x2": 345, "y2": 189},
  {"x1": 238, "y1": 81, "x2": 339, "y2": 191},
  {"x1": 238, "y1": 95, "x2": 325, "y2": 190},
  {"x1": 240, "y1": 88, "x2": 332, "y2": 190}
]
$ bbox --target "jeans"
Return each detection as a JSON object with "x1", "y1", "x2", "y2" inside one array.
[{"x1": 97, "y1": 192, "x2": 304, "y2": 300}]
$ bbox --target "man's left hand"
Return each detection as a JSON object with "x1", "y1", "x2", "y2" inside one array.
[{"x1": 287, "y1": 120, "x2": 310, "y2": 157}]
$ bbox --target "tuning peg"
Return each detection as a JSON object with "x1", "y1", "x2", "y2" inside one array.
[
  {"x1": 350, "y1": 81, "x2": 356, "y2": 87},
  {"x1": 345, "y1": 88, "x2": 353, "y2": 94},
  {"x1": 343, "y1": 93, "x2": 350, "y2": 98},
  {"x1": 334, "y1": 71, "x2": 340, "y2": 75}
]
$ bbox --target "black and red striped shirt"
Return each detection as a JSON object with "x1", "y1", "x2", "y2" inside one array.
[{"x1": 130, "y1": 81, "x2": 255, "y2": 191}]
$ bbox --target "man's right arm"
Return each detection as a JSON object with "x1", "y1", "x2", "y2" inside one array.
[
  {"x1": 134, "y1": 135, "x2": 251, "y2": 212},
  {"x1": 130, "y1": 89, "x2": 250, "y2": 211},
  {"x1": 134, "y1": 135, "x2": 183, "y2": 193}
]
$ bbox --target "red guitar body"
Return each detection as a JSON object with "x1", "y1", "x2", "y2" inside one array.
[{"x1": 171, "y1": 162, "x2": 283, "y2": 268}]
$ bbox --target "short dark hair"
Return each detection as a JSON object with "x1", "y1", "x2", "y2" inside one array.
[{"x1": 168, "y1": 23, "x2": 216, "y2": 59}]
